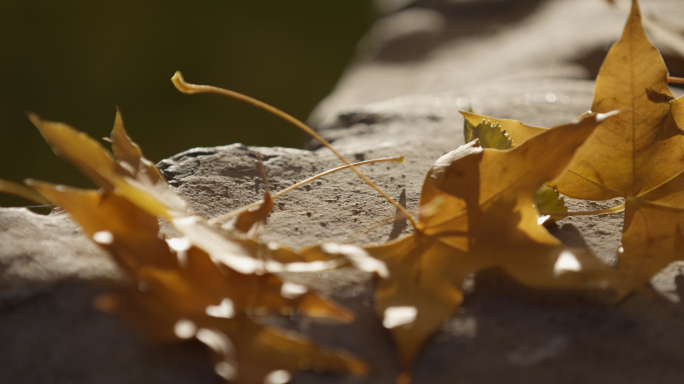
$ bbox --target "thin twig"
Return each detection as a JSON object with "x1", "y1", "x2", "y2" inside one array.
[
  {"x1": 209, "y1": 155, "x2": 405, "y2": 225},
  {"x1": 172, "y1": 72, "x2": 420, "y2": 231}
]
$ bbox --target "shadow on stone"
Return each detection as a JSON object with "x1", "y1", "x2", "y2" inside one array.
[
  {"x1": 388, "y1": 189, "x2": 408, "y2": 240},
  {"x1": 372, "y1": 0, "x2": 547, "y2": 63}
]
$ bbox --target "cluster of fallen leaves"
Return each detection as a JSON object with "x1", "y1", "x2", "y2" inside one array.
[
  {"x1": 3, "y1": 0, "x2": 684, "y2": 383},
  {"x1": 23, "y1": 111, "x2": 387, "y2": 383}
]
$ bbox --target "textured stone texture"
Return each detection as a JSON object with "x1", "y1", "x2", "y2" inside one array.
[{"x1": 3, "y1": 0, "x2": 684, "y2": 383}]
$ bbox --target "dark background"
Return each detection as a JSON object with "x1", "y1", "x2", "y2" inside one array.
[{"x1": 0, "y1": 0, "x2": 373, "y2": 206}]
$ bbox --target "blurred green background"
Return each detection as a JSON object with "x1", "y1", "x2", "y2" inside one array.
[{"x1": 0, "y1": 0, "x2": 373, "y2": 206}]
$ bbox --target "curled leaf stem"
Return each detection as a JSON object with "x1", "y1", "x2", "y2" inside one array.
[
  {"x1": 539, "y1": 201, "x2": 625, "y2": 217},
  {"x1": 171, "y1": 71, "x2": 419, "y2": 231},
  {"x1": 209, "y1": 155, "x2": 405, "y2": 225}
]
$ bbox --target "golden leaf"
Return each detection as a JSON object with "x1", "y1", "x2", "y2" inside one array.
[
  {"x1": 463, "y1": 0, "x2": 684, "y2": 293},
  {"x1": 22, "y1": 112, "x2": 379, "y2": 382},
  {"x1": 364, "y1": 113, "x2": 621, "y2": 378},
  {"x1": 30, "y1": 181, "x2": 368, "y2": 383},
  {"x1": 29, "y1": 111, "x2": 186, "y2": 218},
  {"x1": 550, "y1": 0, "x2": 684, "y2": 200}
]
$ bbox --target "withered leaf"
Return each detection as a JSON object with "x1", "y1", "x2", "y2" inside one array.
[
  {"x1": 30, "y1": 181, "x2": 369, "y2": 383},
  {"x1": 549, "y1": 0, "x2": 684, "y2": 201},
  {"x1": 570, "y1": 0, "x2": 684, "y2": 287},
  {"x1": 621, "y1": 172, "x2": 684, "y2": 286},
  {"x1": 364, "y1": 113, "x2": 620, "y2": 377},
  {"x1": 462, "y1": 0, "x2": 684, "y2": 292},
  {"x1": 22, "y1": 112, "x2": 380, "y2": 383},
  {"x1": 29, "y1": 111, "x2": 186, "y2": 218},
  {"x1": 230, "y1": 154, "x2": 275, "y2": 235}
]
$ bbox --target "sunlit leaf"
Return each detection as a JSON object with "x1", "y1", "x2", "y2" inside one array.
[
  {"x1": 29, "y1": 111, "x2": 186, "y2": 218},
  {"x1": 30, "y1": 180, "x2": 368, "y2": 383},
  {"x1": 463, "y1": 118, "x2": 513, "y2": 149},
  {"x1": 461, "y1": 113, "x2": 567, "y2": 223},
  {"x1": 550, "y1": 0, "x2": 684, "y2": 201},
  {"x1": 462, "y1": 0, "x2": 684, "y2": 294},
  {"x1": 365, "y1": 113, "x2": 621, "y2": 378}
]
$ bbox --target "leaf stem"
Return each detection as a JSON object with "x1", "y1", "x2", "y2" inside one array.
[
  {"x1": 539, "y1": 201, "x2": 625, "y2": 217},
  {"x1": 171, "y1": 71, "x2": 420, "y2": 231},
  {"x1": 209, "y1": 155, "x2": 405, "y2": 225},
  {"x1": 668, "y1": 76, "x2": 684, "y2": 85}
]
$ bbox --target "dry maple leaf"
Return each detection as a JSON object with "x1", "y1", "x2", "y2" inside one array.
[
  {"x1": 464, "y1": 1, "x2": 684, "y2": 201},
  {"x1": 550, "y1": 0, "x2": 684, "y2": 201},
  {"x1": 462, "y1": 0, "x2": 684, "y2": 289},
  {"x1": 19, "y1": 112, "x2": 381, "y2": 383},
  {"x1": 551, "y1": 0, "x2": 684, "y2": 287},
  {"x1": 28, "y1": 182, "x2": 369, "y2": 383},
  {"x1": 28, "y1": 110, "x2": 187, "y2": 218},
  {"x1": 363, "y1": 112, "x2": 621, "y2": 381}
]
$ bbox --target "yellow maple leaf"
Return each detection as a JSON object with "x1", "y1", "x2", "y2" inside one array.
[
  {"x1": 18, "y1": 111, "x2": 383, "y2": 383},
  {"x1": 463, "y1": 0, "x2": 684, "y2": 289},
  {"x1": 28, "y1": 111, "x2": 187, "y2": 219},
  {"x1": 550, "y1": 0, "x2": 684, "y2": 201},
  {"x1": 364, "y1": 113, "x2": 621, "y2": 381},
  {"x1": 29, "y1": 179, "x2": 370, "y2": 383}
]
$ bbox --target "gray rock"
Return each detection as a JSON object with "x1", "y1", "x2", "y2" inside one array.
[{"x1": 3, "y1": 0, "x2": 684, "y2": 383}]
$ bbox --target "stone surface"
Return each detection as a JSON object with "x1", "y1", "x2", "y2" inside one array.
[{"x1": 3, "y1": 0, "x2": 684, "y2": 383}]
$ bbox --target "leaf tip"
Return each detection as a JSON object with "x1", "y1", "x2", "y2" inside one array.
[{"x1": 26, "y1": 111, "x2": 43, "y2": 128}]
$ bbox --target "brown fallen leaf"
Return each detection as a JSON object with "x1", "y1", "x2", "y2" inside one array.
[
  {"x1": 620, "y1": 172, "x2": 684, "y2": 285},
  {"x1": 550, "y1": 0, "x2": 684, "y2": 201},
  {"x1": 465, "y1": 2, "x2": 684, "y2": 202},
  {"x1": 364, "y1": 113, "x2": 621, "y2": 379},
  {"x1": 29, "y1": 110, "x2": 187, "y2": 218},
  {"x1": 557, "y1": 0, "x2": 684, "y2": 287},
  {"x1": 465, "y1": 0, "x2": 684, "y2": 289},
  {"x1": 230, "y1": 153, "x2": 275, "y2": 236},
  {"x1": 17, "y1": 110, "x2": 390, "y2": 382},
  {"x1": 30, "y1": 181, "x2": 370, "y2": 383}
]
